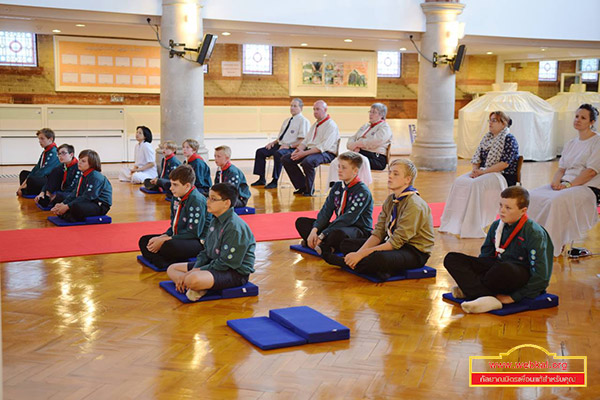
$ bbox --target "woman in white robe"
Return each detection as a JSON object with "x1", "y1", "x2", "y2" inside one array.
[
  {"x1": 439, "y1": 111, "x2": 520, "y2": 238},
  {"x1": 528, "y1": 104, "x2": 600, "y2": 256},
  {"x1": 119, "y1": 126, "x2": 158, "y2": 184},
  {"x1": 327, "y1": 103, "x2": 393, "y2": 186}
]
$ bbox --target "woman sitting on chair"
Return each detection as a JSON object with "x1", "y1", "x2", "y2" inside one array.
[
  {"x1": 327, "y1": 102, "x2": 393, "y2": 186},
  {"x1": 528, "y1": 103, "x2": 600, "y2": 256},
  {"x1": 439, "y1": 111, "x2": 520, "y2": 238}
]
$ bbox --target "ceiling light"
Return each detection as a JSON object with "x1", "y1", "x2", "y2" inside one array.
[
  {"x1": 52, "y1": 29, "x2": 61, "y2": 33},
  {"x1": 541, "y1": 48, "x2": 547, "y2": 51},
  {"x1": 75, "y1": 24, "x2": 85, "y2": 27},
  {"x1": 344, "y1": 39, "x2": 353, "y2": 43},
  {"x1": 323, "y1": 54, "x2": 327, "y2": 57},
  {"x1": 222, "y1": 32, "x2": 231, "y2": 36},
  {"x1": 399, "y1": 47, "x2": 407, "y2": 51},
  {"x1": 300, "y1": 43, "x2": 308, "y2": 47},
  {"x1": 486, "y1": 51, "x2": 493, "y2": 55}
]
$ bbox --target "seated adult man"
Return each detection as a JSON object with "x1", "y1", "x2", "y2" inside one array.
[
  {"x1": 35, "y1": 144, "x2": 81, "y2": 208},
  {"x1": 251, "y1": 98, "x2": 310, "y2": 189},
  {"x1": 325, "y1": 159, "x2": 434, "y2": 281},
  {"x1": 281, "y1": 100, "x2": 339, "y2": 196},
  {"x1": 166, "y1": 183, "x2": 256, "y2": 302},
  {"x1": 139, "y1": 165, "x2": 210, "y2": 270},
  {"x1": 327, "y1": 102, "x2": 393, "y2": 186},
  {"x1": 444, "y1": 186, "x2": 554, "y2": 314},
  {"x1": 295, "y1": 152, "x2": 373, "y2": 258}
]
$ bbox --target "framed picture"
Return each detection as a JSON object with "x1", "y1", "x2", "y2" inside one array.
[{"x1": 289, "y1": 48, "x2": 377, "y2": 97}]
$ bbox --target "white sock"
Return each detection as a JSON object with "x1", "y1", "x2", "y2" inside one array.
[
  {"x1": 451, "y1": 286, "x2": 466, "y2": 299},
  {"x1": 186, "y1": 289, "x2": 207, "y2": 302},
  {"x1": 461, "y1": 296, "x2": 503, "y2": 314}
]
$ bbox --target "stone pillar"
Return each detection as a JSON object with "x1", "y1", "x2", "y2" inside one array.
[
  {"x1": 412, "y1": 1, "x2": 465, "y2": 171},
  {"x1": 495, "y1": 55, "x2": 505, "y2": 84},
  {"x1": 161, "y1": 0, "x2": 208, "y2": 160}
]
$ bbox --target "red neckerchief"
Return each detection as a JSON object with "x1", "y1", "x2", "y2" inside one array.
[
  {"x1": 360, "y1": 120, "x2": 384, "y2": 139},
  {"x1": 76, "y1": 168, "x2": 94, "y2": 196},
  {"x1": 62, "y1": 157, "x2": 78, "y2": 188},
  {"x1": 187, "y1": 154, "x2": 202, "y2": 163},
  {"x1": 217, "y1": 161, "x2": 232, "y2": 183},
  {"x1": 312, "y1": 115, "x2": 331, "y2": 141},
  {"x1": 41, "y1": 143, "x2": 57, "y2": 166},
  {"x1": 495, "y1": 214, "x2": 528, "y2": 257},
  {"x1": 172, "y1": 187, "x2": 195, "y2": 235},
  {"x1": 161, "y1": 154, "x2": 175, "y2": 178},
  {"x1": 339, "y1": 175, "x2": 361, "y2": 215}
]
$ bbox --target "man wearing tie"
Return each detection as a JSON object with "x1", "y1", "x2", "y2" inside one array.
[
  {"x1": 251, "y1": 98, "x2": 310, "y2": 189},
  {"x1": 281, "y1": 100, "x2": 340, "y2": 196}
]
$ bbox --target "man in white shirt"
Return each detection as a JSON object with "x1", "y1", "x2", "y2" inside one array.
[
  {"x1": 281, "y1": 100, "x2": 340, "y2": 196},
  {"x1": 251, "y1": 98, "x2": 310, "y2": 189}
]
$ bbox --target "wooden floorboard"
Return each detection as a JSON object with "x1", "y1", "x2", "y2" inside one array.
[{"x1": 1, "y1": 159, "x2": 598, "y2": 399}]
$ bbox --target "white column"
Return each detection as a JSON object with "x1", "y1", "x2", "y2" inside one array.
[
  {"x1": 412, "y1": 1, "x2": 465, "y2": 171},
  {"x1": 161, "y1": 0, "x2": 208, "y2": 159},
  {"x1": 495, "y1": 55, "x2": 505, "y2": 84}
]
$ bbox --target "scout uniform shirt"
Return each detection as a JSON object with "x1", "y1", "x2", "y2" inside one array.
[
  {"x1": 63, "y1": 169, "x2": 113, "y2": 207},
  {"x1": 302, "y1": 115, "x2": 340, "y2": 155},
  {"x1": 186, "y1": 154, "x2": 212, "y2": 195},
  {"x1": 346, "y1": 120, "x2": 393, "y2": 156},
  {"x1": 313, "y1": 176, "x2": 373, "y2": 236},
  {"x1": 372, "y1": 189, "x2": 435, "y2": 255},
  {"x1": 214, "y1": 162, "x2": 251, "y2": 203},
  {"x1": 277, "y1": 114, "x2": 310, "y2": 146},
  {"x1": 480, "y1": 217, "x2": 554, "y2": 302},
  {"x1": 165, "y1": 187, "x2": 210, "y2": 241},
  {"x1": 158, "y1": 153, "x2": 182, "y2": 179},
  {"x1": 192, "y1": 207, "x2": 256, "y2": 276},
  {"x1": 41, "y1": 158, "x2": 81, "y2": 194},
  {"x1": 30, "y1": 143, "x2": 60, "y2": 178}
]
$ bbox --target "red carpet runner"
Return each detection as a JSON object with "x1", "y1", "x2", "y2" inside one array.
[{"x1": 0, "y1": 203, "x2": 445, "y2": 263}]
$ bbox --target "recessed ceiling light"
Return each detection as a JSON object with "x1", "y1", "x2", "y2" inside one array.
[
  {"x1": 300, "y1": 43, "x2": 308, "y2": 47},
  {"x1": 75, "y1": 24, "x2": 85, "y2": 27},
  {"x1": 222, "y1": 32, "x2": 231, "y2": 36},
  {"x1": 52, "y1": 29, "x2": 61, "y2": 33},
  {"x1": 486, "y1": 51, "x2": 493, "y2": 55},
  {"x1": 399, "y1": 47, "x2": 407, "y2": 51},
  {"x1": 323, "y1": 54, "x2": 327, "y2": 57},
  {"x1": 541, "y1": 48, "x2": 547, "y2": 51},
  {"x1": 344, "y1": 39, "x2": 353, "y2": 43}
]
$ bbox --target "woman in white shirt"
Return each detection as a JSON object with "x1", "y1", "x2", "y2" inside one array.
[
  {"x1": 528, "y1": 104, "x2": 600, "y2": 256},
  {"x1": 119, "y1": 126, "x2": 158, "y2": 184}
]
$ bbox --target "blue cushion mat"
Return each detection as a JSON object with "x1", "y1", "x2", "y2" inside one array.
[
  {"x1": 235, "y1": 207, "x2": 255, "y2": 215},
  {"x1": 48, "y1": 215, "x2": 112, "y2": 226},
  {"x1": 136, "y1": 255, "x2": 197, "y2": 272},
  {"x1": 159, "y1": 280, "x2": 258, "y2": 303},
  {"x1": 341, "y1": 265, "x2": 437, "y2": 283},
  {"x1": 227, "y1": 317, "x2": 307, "y2": 350},
  {"x1": 289, "y1": 244, "x2": 343, "y2": 257},
  {"x1": 22, "y1": 194, "x2": 37, "y2": 199},
  {"x1": 442, "y1": 292, "x2": 559, "y2": 316},
  {"x1": 36, "y1": 202, "x2": 52, "y2": 211},
  {"x1": 140, "y1": 187, "x2": 162, "y2": 194},
  {"x1": 269, "y1": 306, "x2": 350, "y2": 343}
]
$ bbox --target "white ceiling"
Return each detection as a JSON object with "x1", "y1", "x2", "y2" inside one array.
[{"x1": 1, "y1": 4, "x2": 599, "y2": 62}]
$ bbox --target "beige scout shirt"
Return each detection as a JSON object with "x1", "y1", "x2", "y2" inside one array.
[
  {"x1": 302, "y1": 117, "x2": 340, "y2": 154},
  {"x1": 277, "y1": 114, "x2": 310, "y2": 146},
  {"x1": 346, "y1": 121, "x2": 393, "y2": 155},
  {"x1": 372, "y1": 192, "x2": 435, "y2": 254}
]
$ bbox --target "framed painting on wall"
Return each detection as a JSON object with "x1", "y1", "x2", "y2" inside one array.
[
  {"x1": 289, "y1": 48, "x2": 377, "y2": 97},
  {"x1": 54, "y1": 37, "x2": 161, "y2": 93}
]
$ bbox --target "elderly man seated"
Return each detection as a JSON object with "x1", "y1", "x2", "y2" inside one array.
[{"x1": 281, "y1": 100, "x2": 340, "y2": 196}]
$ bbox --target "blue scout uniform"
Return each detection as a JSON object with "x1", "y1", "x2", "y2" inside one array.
[
  {"x1": 158, "y1": 153, "x2": 182, "y2": 179},
  {"x1": 186, "y1": 154, "x2": 211, "y2": 195},
  {"x1": 193, "y1": 207, "x2": 255, "y2": 276},
  {"x1": 215, "y1": 162, "x2": 251, "y2": 205},
  {"x1": 30, "y1": 143, "x2": 60, "y2": 178},
  {"x1": 41, "y1": 158, "x2": 81, "y2": 195},
  {"x1": 166, "y1": 187, "x2": 210, "y2": 240},
  {"x1": 64, "y1": 169, "x2": 112, "y2": 207}
]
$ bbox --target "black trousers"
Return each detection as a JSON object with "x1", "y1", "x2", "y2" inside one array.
[
  {"x1": 19, "y1": 170, "x2": 47, "y2": 195},
  {"x1": 44, "y1": 166, "x2": 65, "y2": 194},
  {"x1": 253, "y1": 145, "x2": 294, "y2": 180},
  {"x1": 295, "y1": 217, "x2": 370, "y2": 253},
  {"x1": 281, "y1": 151, "x2": 336, "y2": 193},
  {"x1": 234, "y1": 197, "x2": 248, "y2": 208},
  {"x1": 324, "y1": 238, "x2": 430, "y2": 281},
  {"x1": 63, "y1": 201, "x2": 110, "y2": 222},
  {"x1": 139, "y1": 234, "x2": 204, "y2": 270},
  {"x1": 359, "y1": 149, "x2": 387, "y2": 171},
  {"x1": 443, "y1": 252, "x2": 530, "y2": 301},
  {"x1": 37, "y1": 191, "x2": 68, "y2": 208},
  {"x1": 144, "y1": 177, "x2": 172, "y2": 196}
]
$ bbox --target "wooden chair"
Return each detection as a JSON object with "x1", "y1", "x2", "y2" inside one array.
[{"x1": 316, "y1": 138, "x2": 341, "y2": 195}]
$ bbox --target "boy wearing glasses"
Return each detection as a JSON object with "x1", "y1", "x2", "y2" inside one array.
[
  {"x1": 35, "y1": 144, "x2": 82, "y2": 208},
  {"x1": 139, "y1": 164, "x2": 210, "y2": 270},
  {"x1": 167, "y1": 182, "x2": 256, "y2": 301}
]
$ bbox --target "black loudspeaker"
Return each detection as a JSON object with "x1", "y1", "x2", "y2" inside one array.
[
  {"x1": 451, "y1": 44, "x2": 466, "y2": 72},
  {"x1": 197, "y1": 34, "x2": 218, "y2": 65}
]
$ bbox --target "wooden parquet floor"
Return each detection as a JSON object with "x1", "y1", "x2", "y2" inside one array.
[{"x1": 1, "y1": 159, "x2": 599, "y2": 399}]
